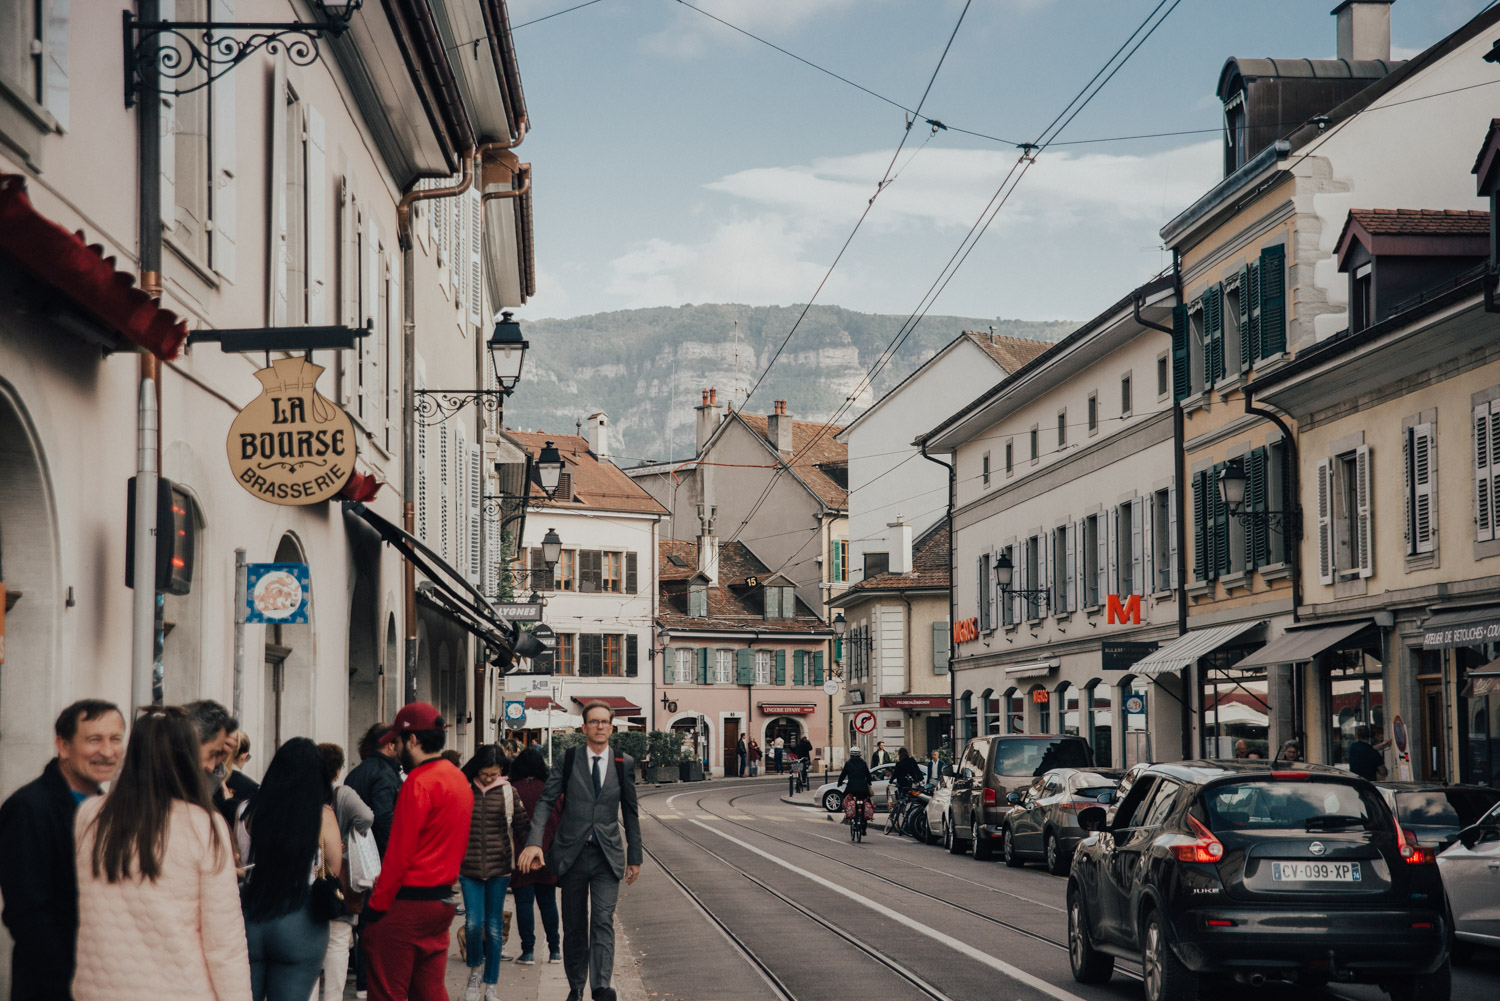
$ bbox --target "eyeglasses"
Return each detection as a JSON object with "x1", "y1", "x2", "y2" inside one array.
[{"x1": 585, "y1": 719, "x2": 612, "y2": 727}]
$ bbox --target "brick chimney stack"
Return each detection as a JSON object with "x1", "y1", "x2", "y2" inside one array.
[
  {"x1": 767, "y1": 400, "x2": 794, "y2": 454},
  {"x1": 695, "y1": 387, "x2": 723, "y2": 453}
]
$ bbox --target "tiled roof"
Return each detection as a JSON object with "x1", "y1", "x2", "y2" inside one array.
[
  {"x1": 1347, "y1": 208, "x2": 1489, "y2": 236},
  {"x1": 657, "y1": 538, "x2": 830, "y2": 634},
  {"x1": 733, "y1": 413, "x2": 848, "y2": 510},
  {"x1": 506, "y1": 431, "x2": 669, "y2": 515},
  {"x1": 838, "y1": 522, "x2": 951, "y2": 596},
  {"x1": 961, "y1": 331, "x2": 1053, "y2": 373}
]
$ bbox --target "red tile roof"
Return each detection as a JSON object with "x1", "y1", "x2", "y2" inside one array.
[
  {"x1": 658, "y1": 538, "x2": 830, "y2": 633},
  {"x1": 1346, "y1": 208, "x2": 1489, "y2": 236},
  {"x1": 835, "y1": 522, "x2": 950, "y2": 599},
  {"x1": 961, "y1": 331, "x2": 1054, "y2": 372},
  {"x1": 506, "y1": 431, "x2": 669, "y2": 515},
  {"x1": 732, "y1": 413, "x2": 848, "y2": 510}
]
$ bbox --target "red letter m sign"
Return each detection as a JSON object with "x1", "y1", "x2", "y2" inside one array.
[{"x1": 1106, "y1": 594, "x2": 1141, "y2": 625}]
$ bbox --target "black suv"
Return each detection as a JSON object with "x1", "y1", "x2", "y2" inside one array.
[{"x1": 1066, "y1": 761, "x2": 1450, "y2": 1001}]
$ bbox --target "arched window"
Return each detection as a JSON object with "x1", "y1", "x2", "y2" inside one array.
[
  {"x1": 1003, "y1": 687, "x2": 1024, "y2": 733},
  {"x1": 980, "y1": 688, "x2": 997, "y2": 734},
  {"x1": 1057, "y1": 682, "x2": 1080, "y2": 736},
  {"x1": 959, "y1": 691, "x2": 975, "y2": 742},
  {"x1": 1086, "y1": 680, "x2": 1113, "y2": 768},
  {"x1": 1122, "y1": 675, "x2": 1150, "y2": 767},
  {"x1": 1028, "y1": 684, "x2": 1050, "y2": 733}
]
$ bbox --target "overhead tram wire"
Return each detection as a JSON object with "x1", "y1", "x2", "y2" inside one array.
[{"x1": 721, "y1": 0, "x2": 1182, "y2": 559}]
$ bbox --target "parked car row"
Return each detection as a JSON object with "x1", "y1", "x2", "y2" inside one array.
[{"x1": 825, "y1": 733, "x2": 1500, "y2": 1001}]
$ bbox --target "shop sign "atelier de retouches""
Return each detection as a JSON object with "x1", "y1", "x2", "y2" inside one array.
[{"x1": 226, "y1": 357, "x2": 355, "y2": 505}]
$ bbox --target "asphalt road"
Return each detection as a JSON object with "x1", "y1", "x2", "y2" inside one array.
[{"x1": 616, "y1": 778, "x2": 1500, "y2": 1001}]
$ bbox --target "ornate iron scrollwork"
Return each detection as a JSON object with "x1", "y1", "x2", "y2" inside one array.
[{"x1": 412, "y1": 390, "x2": 506, "y2": 427}]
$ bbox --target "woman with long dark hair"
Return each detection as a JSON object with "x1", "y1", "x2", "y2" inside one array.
[
  {"x1": 507, "y1": 747, "x2": 561, "y2": 967},
  {"x1": 73, "y1": 707, "x2": 250, "y2": 1001},
  {"x1": 237, "y1": 737, "x2": 341, "y2": 1001},
  {"x1": 458, "y1": 745, "x2": 530, "y2": 1001}
]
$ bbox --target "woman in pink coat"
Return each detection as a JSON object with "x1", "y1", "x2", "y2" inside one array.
[{"x1": 73, "y1": 707, "x2": 250, "y2": 1001}]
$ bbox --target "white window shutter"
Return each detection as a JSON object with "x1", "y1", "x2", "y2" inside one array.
[
  {"x1": 455, "y1": 424, "x2": 468, "y2": 572},
  {"x1": 469, "y1": 187, "x2": 483, "y2": 327},
  {"x1": 385, "y1": 253, "x2": 399, "y2": 443},
  {"x1": 1131, "y1": 498, "x2": 1144, "y2": 597},
  {"x1": 439, "y1": 423, "x2": 451, "y2": 561},
  {"x1": 304, "y1": 106, "x2": 327, "y2": 322},
  {"x1": 1096, "y1": 515, "x2": 1108, "y2": 605},
  {"x1": 1143, "y1": 495, "x2": 1155, "y2": 594},
  {"x1": 1064, "y1": 523, "x2": 1076, "y2": 612},
  {"x1": 469, "y1": 442, "x2": 483, "y2": 584},
  {"x1": 1355, "y1": 444, "x2": 1373, "y2": 578},
  {"x1": 158, "y1": 0, "x2": 176, "y2": 229},
  {"x1": 210, "y1": 0, "x2": 237, "y2": 281},
  {"x1": 452, "y1": 199, "x2": 464, "y2": 310},
  {"x1": 1412, "y1": 423, "x2": 1434, "y2": 555},
  {"x1": 1404, "y1": 429, "x2": 1413, "y2": 553},
  {"x1": 43, "y1": 0, "x2": 69, "y2": 129},
  {"x1": 417, "y1": 373, "x2": 429, "y2": 541},
  {"x1": 1038, "y1": 532, "x2": 1050, "y2": 618},
  {"x1": 267, "y1": 54, "x2": 288, "y2": 326},
  {"x1": 484, "y1": 494, "x2": 500, "y2": 597},
  {"x1": 1108, "y1": 507, "x2": 1119, "y2": 597},
  {"x1": 360, "y1": 214, "x2": 377, "y2": 421},
  {"x1": 976, "y1": 555, "x2": 986, "y2": 629},
  {"x1": 1317, "y1": 458, "x2": 1334, "y2": 584},
  {"x1": 1168, "y1": 486, "x2": 1178, "y2": 589}
]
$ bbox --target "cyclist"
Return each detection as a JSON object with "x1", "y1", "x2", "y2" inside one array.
[
  {"x1": 839, "y1": 747, "x2": 874, "y2": 837},
  {"x1": 885, "y1": 747, "x2": 923, "y2": 833}
]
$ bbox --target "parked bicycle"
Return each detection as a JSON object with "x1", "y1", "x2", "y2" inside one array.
[{"x1": 885, "y1": 782, "x2": 934, "y2": 839}]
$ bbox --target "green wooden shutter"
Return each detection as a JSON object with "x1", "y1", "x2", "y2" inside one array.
[
  {"x1": 698, "y1": 647, "x2": 710, "y2": 684},
  {"x1": 736, "y1": 648, "x2": 754, "y2": 685},
  {"x1": 626, "y1": 634, "x2": 639, "y2": 677},
  {"x1": 1193, "y1": 470, "x2": 1208, "y2": 581},
  {"x1": 1171, "y1": 304, "x2": 1190, "y2": 401},
  {"x1": 664, "y1": 647, "x2": 675, "y2": 684},
  {"x1": 1202, "y1": 285, "x2": 1223, "y2": 389},
  {"x1": 581, "y1": 634, "x2": 602, "y2": 676},
  {"x1": 625, "y1": 551, "x2": 638, "y2": 594},
  {"x1": 933, "y1": 621, "x2": 950, "y2": 674},
  {"x1": 1237, "y1": 266, "x2": 1252, "y2": 372},
  {"x1": 1259, "y1": 245, "x2": 1286, "y2": 356},
  {"x1": 775, "y1": 650, "x2": 786, "y2": 685},
  {"x1": 1246, "y1": 260, "x2": 1263, "y2": 361},
  {"x1": 812, "y1": 651, "x2": 825, "y2": 686},
  {"x1": 1212, "y1": 463, "x2": 1231, "y2": 578},
  {"x1": 831, "y1": 541, "x2": 842, "y2": 583},
  {"x1": 1246, "y1": 448, "x2": 1269, "y2": 568},
  {"x1": 793, "y1": 650, "x2": 805, "y2": 685}
]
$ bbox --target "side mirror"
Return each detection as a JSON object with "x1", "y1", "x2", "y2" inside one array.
[
  {"x1": 1006, "y1": 791, "x2": 1022, "y2": 805},
  {"x1": 1079, "y1": 806, "x2": 1107, "y2": 832},
  {"x1": 1096, "y1": 789, "x2": 1116, "y2": 806},
  {"x1": 1458, "y1": 825, "x2": 1484, "y2": 849},
  {"x1": 942, "y1": 763, "x2": 956, "y2": 778}
]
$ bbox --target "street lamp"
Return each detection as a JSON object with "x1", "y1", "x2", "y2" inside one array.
[
  {"x1": 535, "y1": 441, "x2": 564, "y2": 499},
  {"x1": 994, "y1": 551, "x2": 1049, "y2": 611},
  {"x1": 488, "y1": 312, "x2": 528, "y2": 391},
  {"x1": 1217, "y1": 457, "x2": 1300, "y2": 533},
  {"x1": 541, "y1": 527, "x2": 563, "y2": 568},
  {"x1": 832, "y1": 613, "x2": 847, "y2": 638}
]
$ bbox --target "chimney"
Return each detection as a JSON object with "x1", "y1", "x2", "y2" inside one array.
[
  {"x1": 586, "y1": 412, "x2": 610, "y2": 463},
  {"x1": 695, "y1": 387, "x2": 723, "y2": 453},
  {"x1": 767, "y1": 400, "x2": 794, "y2": 454},
  {"x1": 696, "y1": 503, "x2": 719, "y2": 585},
  {"x1": 1333, "y1": 1, "x2": 1392, "y2": 63},
  {"x1": 886, "y1": 517, "x2": 913, "y2": 575}
]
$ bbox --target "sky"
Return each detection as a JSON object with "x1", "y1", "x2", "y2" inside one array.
[{"x1": 501, "y1": 0, "x2": 1484, "y2": 325}]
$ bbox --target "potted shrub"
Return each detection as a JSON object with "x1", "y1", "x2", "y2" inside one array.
[
  {"x1": 610, "y1": 730, "x2": 650, "y2": 781},
  {"x1": 646, "y1": 730, "x2": 681, "y2": 783}
]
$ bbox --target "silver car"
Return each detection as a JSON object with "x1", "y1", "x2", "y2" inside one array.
[
  {"x1": 817, "y1": 762, "x2": 895, "y2": 812},
  {"x1": 1437, "y1": 799, "x2": 1500, "y2": 961}
]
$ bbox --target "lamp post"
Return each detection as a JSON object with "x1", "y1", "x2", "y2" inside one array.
[
  {"x1": 1217, "y1": 458, "x2": 1301, "y2": 534},
  {"x1": 995, "y1": 551, "x2": 1051, "y2": 615},
  {"x1": 413, "y1": 313, "x2": 529, "y2": 426}
]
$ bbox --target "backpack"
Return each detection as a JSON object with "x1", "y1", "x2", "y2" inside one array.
[{"x1": 562, "y1": 746, "x2": 626, "y2": 791}]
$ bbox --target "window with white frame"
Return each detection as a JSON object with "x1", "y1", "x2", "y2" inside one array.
[
  {"x1": 1052, "y1": 524, "x2": 1073, "y2": 613},
  {"x1": 1087, "y1": 393, "x2": 1098, "y2": 435},
  {"x1": 673, "y1": 648, "x2": 693, "y2": 684},
  {"x1": 755, "y1": 649, "x2": 773, "y2": 685},
  {"x1": 1404, "y1": 420, "x2": 1435, "y2": 557},
  {"x1": 1151, "y1": 487, "x2": 1175, "y2": 592},
  {"x1": 1115, "y1": 501, "x2": 1140, "y2": 597},
  {"x1": 1057, "y1": 410, "x2": 1068, "y2": 450},
  {"x1": 1120, "y1": 374, "x2": 1133, "y2": 416},
  {"x1": 1474, "y1": 401, "x2": 1500, "y2": 543},
  {"x1": 1023, "y1": 535, "x2": 1043, "y2": 620},
  {"x1": 1083, "y1": 514, "x2": 1102, "y2": 607},
  {"x1": 1316, "y1": 445, "x2": 1373, "y2": 583},
  {"x1": 715, "y1": 649, "x2": 734, "y2": 684}
]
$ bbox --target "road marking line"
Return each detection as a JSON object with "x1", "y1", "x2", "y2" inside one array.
[
  {"x1": 763, "y1": 815, "x2": 786, "y2": 821},
  {"x1": 656, "y1": 814, "x2": 682, "y2": 820},
  {"x1": 696, "y1": 814, "x2": 717, "y2": 820},
  {"x1": 728, "y1": 814, "x2": 753, "y2": 820},
  {"x1": 689, "y1": 819, "x2": 1093, "y2": 1001}
]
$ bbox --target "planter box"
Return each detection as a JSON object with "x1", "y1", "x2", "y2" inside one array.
[
  {"x1": 647, "y1": 767, "x2": 679, "y2": 784},
  {"x1": 679, "y1": 761, "x2": 705, "y2": 782}
]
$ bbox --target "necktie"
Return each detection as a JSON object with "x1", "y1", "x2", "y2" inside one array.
[{"x1": 592, "y1": 754, "x2": 602, "y2": 795}]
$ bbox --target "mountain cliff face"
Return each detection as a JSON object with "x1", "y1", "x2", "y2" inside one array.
[{"x1": 507, "y1": 303, "x2": 1074, "y2": 465}]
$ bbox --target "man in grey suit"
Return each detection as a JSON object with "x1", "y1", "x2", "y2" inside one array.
[{"x1": 519, "y1": 702, "x2": 642, "y2": 1001}]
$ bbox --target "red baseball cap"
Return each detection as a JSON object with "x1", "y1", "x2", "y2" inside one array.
[{"x1": 379, "y1": 701, "x2": 446, "y2": 744}]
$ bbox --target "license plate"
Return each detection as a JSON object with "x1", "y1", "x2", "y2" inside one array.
[{"x1": 1271, "y1": 861, "x2": 1361, "y2": 882}]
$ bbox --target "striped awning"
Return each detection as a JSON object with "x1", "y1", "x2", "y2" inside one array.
[
  {"x1": 1131, "y1": 620, "x2": 1265, "y2": 677},
  {"x1": 1004, "y1": 661, "x2": 1059, "y2": 679}
]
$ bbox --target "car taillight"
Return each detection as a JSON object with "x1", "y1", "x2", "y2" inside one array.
[
  {"x1": 1171, "y1": 814, "x2": 1225, "y2": 863},
  {"x1": 983, "y1": 788, "x2": 997, "y2": 805},
  {"x1": 1395, "y1": 822, "x2": 1434, "y2": 864}
]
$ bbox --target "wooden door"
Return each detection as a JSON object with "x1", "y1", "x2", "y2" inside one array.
[
  {"x1": 1420, "y1": 679, "x2": 1447, "y2": 781},
  {"x1": 724, "y1": 719, "x2": 740, "y2": 776}
]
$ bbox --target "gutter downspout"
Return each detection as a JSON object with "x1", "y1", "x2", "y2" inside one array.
[
  {"x1": 480, "y1": 163, "x2": 531, "y2": 203},
  {"x1": 1134, "y1": 265, "x2": 1193, "y2": 759},
  {"x1": 397, "y1": 150, "x2": 474, "y2": 251},
  {"x1": 919, "y1": 441, "x2": 957, "y2": 763}
]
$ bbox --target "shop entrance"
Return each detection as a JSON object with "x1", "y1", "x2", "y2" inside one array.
[
  {"x1": 1420, "y1": 677, "x2": 1447, "y2": 781},
  {"x1": 724, "y1": 718, "x2": 741, "y2": 776}
]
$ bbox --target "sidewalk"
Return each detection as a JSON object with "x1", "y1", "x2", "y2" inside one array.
[{"x1": 437, "y1": 919, "x2": 649, "y2": 1001}]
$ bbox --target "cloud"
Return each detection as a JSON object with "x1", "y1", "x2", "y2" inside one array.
[{"x1": 641, "y1": 0, "x2": 864, "y2": 59}]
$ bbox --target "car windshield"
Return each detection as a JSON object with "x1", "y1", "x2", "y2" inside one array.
[
  {"x1": 1395, "y1": 790, "x2": 1500, "y2": 832},
  {"x1": 992, "y1": 739, "x2": 1090, "y2": 777},
  {"x1": 1203, "y1": 779, "x2": 1386, "y2": 833}
]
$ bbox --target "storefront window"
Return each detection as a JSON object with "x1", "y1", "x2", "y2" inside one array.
[
  {"x1": 1006, "y1": 689, "x2": 1024, "y2": 733},
  {"x1": 1030, "y1": 684, "x2": 1050, "y2": 733},
  {"x1": 1088, "y1": 682, "x2": 1113, "y2": 768},
  {"x1": 1059, "y1": 683, "x2": 1081, "y2": 737},
  {"x1": 1459, "y1": 645, "x2": 1500, "y2": 787},
  {"x1": 1324, "y1": 648, "x2": 1384, "y2": 767},
  {"x1": 959, "y1": 692, "x2": 976, "y2": 742},
  {"x1": 1199, "y1": 644, "x2": 1269, "y2": 759}
]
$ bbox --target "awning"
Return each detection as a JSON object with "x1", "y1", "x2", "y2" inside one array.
[
  {"x1": 1131, "y1": 620, "x2": 1265, "y2": 677},
  {"x1": 1461, "y1": 661, "x2": 1500, "y2": 699},
  {"x1": 1230, "y1": 620, "x2": 1375, "y2": 670},
  {"x1": 1004, "y1": 661, "x2": 1058, "y2": 679},
  {"x1": 525, "y1": 696, "x2": 566, "y2": 712},
  {"x1": 523, "y1": 707, "x2": 582, "y2": 730},
  {"x1": 1422, "y1": 605, "x2": 1500, "y2": 650},
  {"x1": 879, "y1": 695, "x2": 952, "y2": 710},
  {"x1": 0, "y1": 173, "x2": 189, "y2": 360},
  {"x1": 571, "y1": 695, "x2": 642, "y2": 716}
]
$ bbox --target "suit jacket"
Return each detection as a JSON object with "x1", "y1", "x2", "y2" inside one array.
[{"x1": 526, "y1": 747, "x2": 641, "y2": 879}]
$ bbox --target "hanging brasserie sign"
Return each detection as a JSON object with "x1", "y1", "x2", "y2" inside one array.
[{"x1": 227, "y1": 358, "x2": 355, "y2": 505}]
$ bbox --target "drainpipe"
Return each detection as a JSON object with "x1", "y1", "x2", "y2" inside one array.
[
  {"x1": 396, "y1": 150, "x2": 474, "y2": 251},
  {"x1": 480, "y1": 163, "x2": 531, "y2": 204},
  {"x1": 918, "y1": 441, "x2": 957, "y2": 763}
]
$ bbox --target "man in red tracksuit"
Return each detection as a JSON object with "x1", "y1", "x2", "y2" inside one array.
[{"x1": 363, "y1": 702, "x2": 474, "y2": 1000}]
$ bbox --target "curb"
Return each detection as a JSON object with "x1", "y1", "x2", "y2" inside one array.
[{"x1": 778, "y1": 794, "x2": 824, "y2": 809}]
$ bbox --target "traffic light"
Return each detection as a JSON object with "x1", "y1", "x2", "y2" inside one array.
[{"x1": 126, "y1": 477, "x2": 195, "y2": 595}]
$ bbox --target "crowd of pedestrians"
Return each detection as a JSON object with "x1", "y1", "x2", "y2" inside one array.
[{"x1": 0, "y1": 697, "x2": 643, "y2": 1001}]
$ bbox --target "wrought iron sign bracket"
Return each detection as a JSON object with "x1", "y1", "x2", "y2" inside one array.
[
  {"x1": 413, "y1": 389, "x2": 510, "y2": 427},
  {"x1": 1229, "y1": 508, "x2": 1303, "y2": 538},
  {"x1": 123, "y1": 10, "x2": 353, "y2": 108}
]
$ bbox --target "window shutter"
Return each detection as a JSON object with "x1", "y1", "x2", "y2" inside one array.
[
  {"x1": 764, "y1": 587, "x2": 779, "y2": 620},
  {"x1": 775, "y1": 650, "x2": 786, "y2": 685},
  {"x1": 831, "y1": 540, "x2": 842, "y2": 582},
  {"x1": 625, "y1": 551, "x2": 638, "y2": 594},
  {"x1": 1107, "y1": 509, "x2": 1119, "y2": 598},
  {"x1": 267, "y1": 53, "x2": 288, "y2": 326},
  {"x1": 43, "y1": 0, "x2": 69, "y2": 127},
  {"x1": 416, "y1": 376, "x2": 428, "y2": 540},
  {"x1": 211, "y1": 0, "x2": 239, "y2": 282},
  {"x1": 626, "y1": 635, "x2": 639, "y2": 677},
  {"x1": 1212, "y1": 464, "x2": 1231, "y2": 579},
  {"x1": 1246, "y1": 448, "x2": 1269, "y2": 568},
  {"x1": 977, "y1": 555, "x2": 988, "y2": 630},
  {"x1": 698, "y1": 648, "x2": 711, "y2": 685},
  {"x1": 580, "y1": 550, "x2": 598, "y2": 593},
  {"x1": 1193, "y1": 471, "x2": 1208, "y2": 582},
  {"x1": 1095, "y1": 517, "x2": 1109, "y2": 605},
  {"x1": 1130, "y1": 499, "x2": 1144, "y2": 597},
  {"x1": 736, "y1": 649, "x2": 754, "y2": 685},
  {"x1": 363, "y1": 216, "x2": 381, "y2": 419},
  {"x1": 529, "y1": 547, "x2": 553, "y2": 591},
  {"x1": 813, "y1": 651, "x2": 825, "y2": 686},
  {"x1": 159, "y1": 0, "x2": 177, "y2": 229},
  {"x1": 664, "y1": 648, "x2": 676, "y2": 685},
  {"x1": 793, "y1": 650, "x2": 806, "y2": 685},
  {"x1": 1411, "y1": 423, "x2": 1434, "y2": 554},
  {"x1": 1064, "y1": 523, "x2": 1076, "y2": 612},
  {"x1": 468, "y1": 442, "x2": 483, "y2": 584},
  {"x1": 1477, "y1": 405, "x2": 1494, "y2": 543},
  {"x1": 1167, "y1": 485, "x2": 1179, "y2": 588},
  {"x1": 1355, "y1": 444, "x2": 1374, "y2": 578},
  {"x1": 1171, "y1": 304, "x2": 1190, "y2": 400},
  {"x1": 1236, "y1": 266, "x2": 1252, "y2": 372},
  {"x1": 1317, "y1": 458, "x2": 1334, "y2": 583},
  {"x1": 455, "y1": 424, "x2": 467, "y2": 572},
  {"x1": 1259, "y1": 245, "x2": 1286, "y2": 356},
  {"x1": 484, "y1": 500, "x2": 500, "y2": 598},
  {"x1": 1203, "y1": 285, "x2": 1224, "y2": 389},
  {"x1": 438, "y1": 424, "x2": 451, "y2": 559},
  {"x1": 933, "y1": 621, "x2": 949, "y2": 674},
  {"x1": 386, "y1": 252, "x2": 400, "y2": 442},
  {"x1": 582, "y1": 635, "x2": 602, "y2": 677},
  {"x1": 335, "y1": 180, "x2": 355, "y2": 402},
  {"x1": 1246, "y1": 260, "x2": 1263, "y2": 362},
  {"x1": 468, "y1": 187, "x2": 483, "y2": 327}
]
